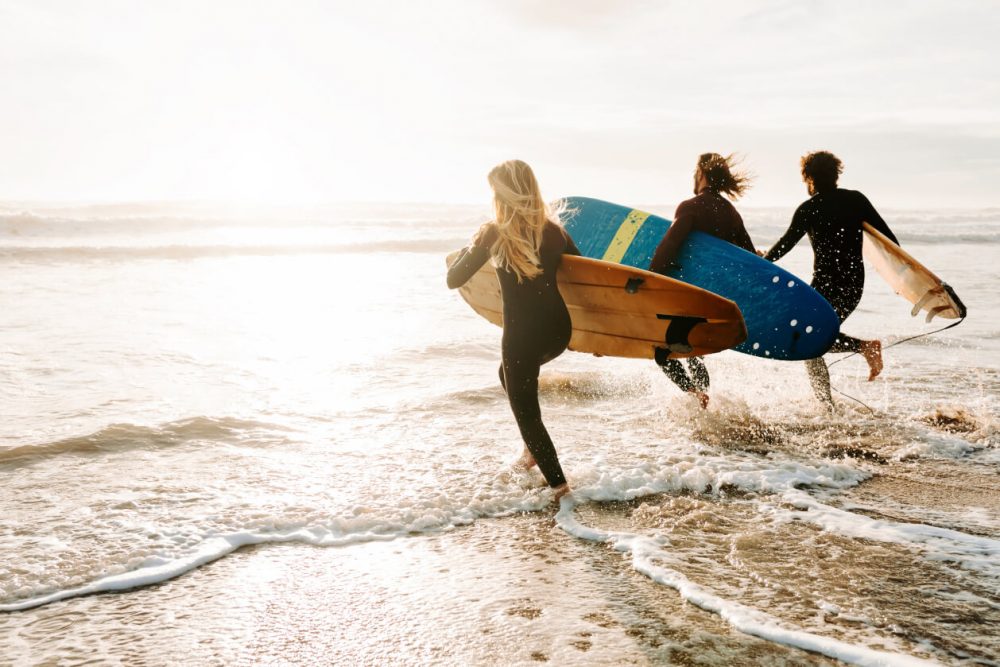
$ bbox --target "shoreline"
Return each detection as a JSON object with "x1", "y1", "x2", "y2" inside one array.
[{"x1": 1, "y1": 513, "x2": 842, "y2": 666}]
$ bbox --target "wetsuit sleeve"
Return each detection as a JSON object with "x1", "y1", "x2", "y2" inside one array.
[
  {"x1": 764, "y1": 207, "x2": 809, "y2": 262},
  {"x1": 732, "y1": 211, "x2": 756, "y2": 254},
  {"x1": 856, "y1": 192, "x2": 900, "y2": 245},
  {"x1": 649, "y1": 201, "x2": 695, "y2": 274},
  {"x1": 446, "y1": 246, "x2": 489, "y2": 289},
  {"x1": 446, "y1": 224, "x2": 495, "y2": 289}
]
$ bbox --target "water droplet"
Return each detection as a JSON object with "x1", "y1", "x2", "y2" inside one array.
[
  {"x1": 752, "y1": 342, "x2": 760, "y2": 350},
  {"x1": 790, "y1": 319, "x2": 798, "y2": 327},
  {"x1": 805, "y1": 325, "x2": 813, "y2": 333},
  {"x1": 772, "y1": 276, "x2": 780, "y2": 283},
  {"x1": 787, "y1": 280, "x2": 795, "y2": 288}
]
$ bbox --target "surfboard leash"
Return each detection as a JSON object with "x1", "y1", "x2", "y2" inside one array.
[
  {"x1": 829, "y1": 384, "x2": 875, "y2": 414},
  {"x1": 826, "y1": 316, "x2": 967, "y2": 372},
  {"x1": 826, "y1": 316, "x2": 966, "y2": 413},
  {"x1": 877, "y1": 316, "x2": 967, "y2": 353}
]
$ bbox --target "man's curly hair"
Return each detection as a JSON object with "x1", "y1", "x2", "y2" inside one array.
[{"x1": 800, "y1": 151, "x2": 843, "y2": 191}]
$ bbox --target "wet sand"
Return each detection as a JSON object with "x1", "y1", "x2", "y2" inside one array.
[{"x1": 2, "y1": 512, "x2": 848, "y2": 666}]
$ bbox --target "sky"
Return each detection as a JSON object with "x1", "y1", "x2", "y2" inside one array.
[{"x1": 0, "y1": 0, "x2": 998, "y2": 208}]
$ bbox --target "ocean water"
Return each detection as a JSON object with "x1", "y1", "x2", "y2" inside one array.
[{"x1": 0, "y1": 201, "x2": 997, "y2": 666}]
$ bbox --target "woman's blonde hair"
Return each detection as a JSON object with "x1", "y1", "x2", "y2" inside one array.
[{"x1": 485, "y1": 159, "x2": 563, "y2": 282}]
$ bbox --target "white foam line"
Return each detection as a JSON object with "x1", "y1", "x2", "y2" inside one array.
[
  {"x1": 578, "y1": 455, "x2": 868, "y2": 503},
  {"x1": 0, "y1": 528, "x2": 404, "y2": 613},
  {"x1": 774, "y1": 490, "x2": 1000, "y2": 578},
  {"x1": 1, "y1": 487, "x2": 557, "y2": 613},
  {"x1": 556, "y1": 497, "x2": 940, "y2": 667}
]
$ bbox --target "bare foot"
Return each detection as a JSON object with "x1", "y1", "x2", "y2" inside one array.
[
  {"x1": 689, "y1": 389, "x2": 710, "y2": 409},
  {"x1": 861, "y1": 340, "x2": 883, "y2": 381},
  {"x1": 512, "y1": 448, "x2": 536, "y2": 471},
  {"x1": 551, "y1": 483, "x2": 570, "y2": 501}
]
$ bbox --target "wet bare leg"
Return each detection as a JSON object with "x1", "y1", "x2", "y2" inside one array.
[
  {"x1": 861, "y1": 339, "x2": 883, "y2": 381},
  {"x1": 805, "y1": 357, "x2": 835, "y2": 411},
  {"x1": 551, "y1": 483, "x2": 570, "y2": 501}
]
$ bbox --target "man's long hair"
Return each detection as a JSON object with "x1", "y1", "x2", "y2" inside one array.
[{"x1": 698, "y1": 153, "x2": 752, "y2": 200}]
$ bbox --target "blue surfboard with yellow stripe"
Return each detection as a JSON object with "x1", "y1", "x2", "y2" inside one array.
[{"x1": 563, "y1": 196, "x2": 839, "y2": 360}]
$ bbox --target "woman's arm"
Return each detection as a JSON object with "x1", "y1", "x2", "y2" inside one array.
[
  {"x1": 446, "y1": 245, "x2": 490, "y2": 289},
  {"x1": 446, "y1": 223, "x2": 495, "y2": 289}
]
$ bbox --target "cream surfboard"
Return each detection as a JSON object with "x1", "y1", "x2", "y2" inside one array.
[
  {"x1": 862, "y1": 223, "x2": 967, "y2": 322},
  {"x1": 448, "y1": 252, "x2": 747, "y2": 360}
]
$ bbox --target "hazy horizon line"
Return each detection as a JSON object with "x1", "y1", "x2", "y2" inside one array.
[{"x1": 2, "y1": 198, "x2": 999, "y2": 214}]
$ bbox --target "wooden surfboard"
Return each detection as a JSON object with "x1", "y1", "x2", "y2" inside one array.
[
  {"x1": 862, "y1": 223, "x2": 967, "y2": 322},
  {"x1": 448, "y1": 252, "x2": 747, "y2": 360}
]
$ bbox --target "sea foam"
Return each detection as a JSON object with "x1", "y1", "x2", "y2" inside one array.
[{"x1": 556, "y1": 498, "x2": 941, "y2": 667}]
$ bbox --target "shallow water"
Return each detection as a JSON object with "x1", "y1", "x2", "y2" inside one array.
[{"x1": 1, "y1": 203, "x2": 997, "y2": 665}]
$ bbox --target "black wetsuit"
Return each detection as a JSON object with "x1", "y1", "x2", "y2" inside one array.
[
  {"x1": 764, "y1": 188, "x2": 899, "y2": 353},
  {"x1": 648, "y1": 191, "x2": 756, "y2": 393},
  {"x1": 447, "y1": 222, "x2": 580, "y2": 488}
]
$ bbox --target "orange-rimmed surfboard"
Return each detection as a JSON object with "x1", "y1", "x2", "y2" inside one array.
[
  {"x1": 862, "y1": 223, "x2": 967, "y2": 322},
  {"x1": 448, "y1": 252, "x2": 746, "y2": 360}
]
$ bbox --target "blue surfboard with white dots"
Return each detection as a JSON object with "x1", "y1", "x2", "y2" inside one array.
[{"x1": 563, "y1": 196, "x2": 839, "y2": 360}]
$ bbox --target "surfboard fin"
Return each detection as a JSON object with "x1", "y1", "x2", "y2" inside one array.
[
  {"x1": 655, "y1": 314, "x2": 707, "y2": 357},
  {"x1": 911, "y1": 290, "x2": 936, "y2": 317},
  {"x1": 925, "y1": 306, "x2": 948, "y2": 323},
  {"x1": 912, "y1": 284, "x2": 967, "y2": 321}
]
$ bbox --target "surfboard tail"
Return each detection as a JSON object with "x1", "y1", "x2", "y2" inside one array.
[{"x1": 862, "y1": 223, "x2": 966, "y2": 321}]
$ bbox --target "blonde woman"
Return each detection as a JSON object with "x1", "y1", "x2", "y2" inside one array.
[{"x1": 447, "y1": 160, "x2": 580, "y2": 498}]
